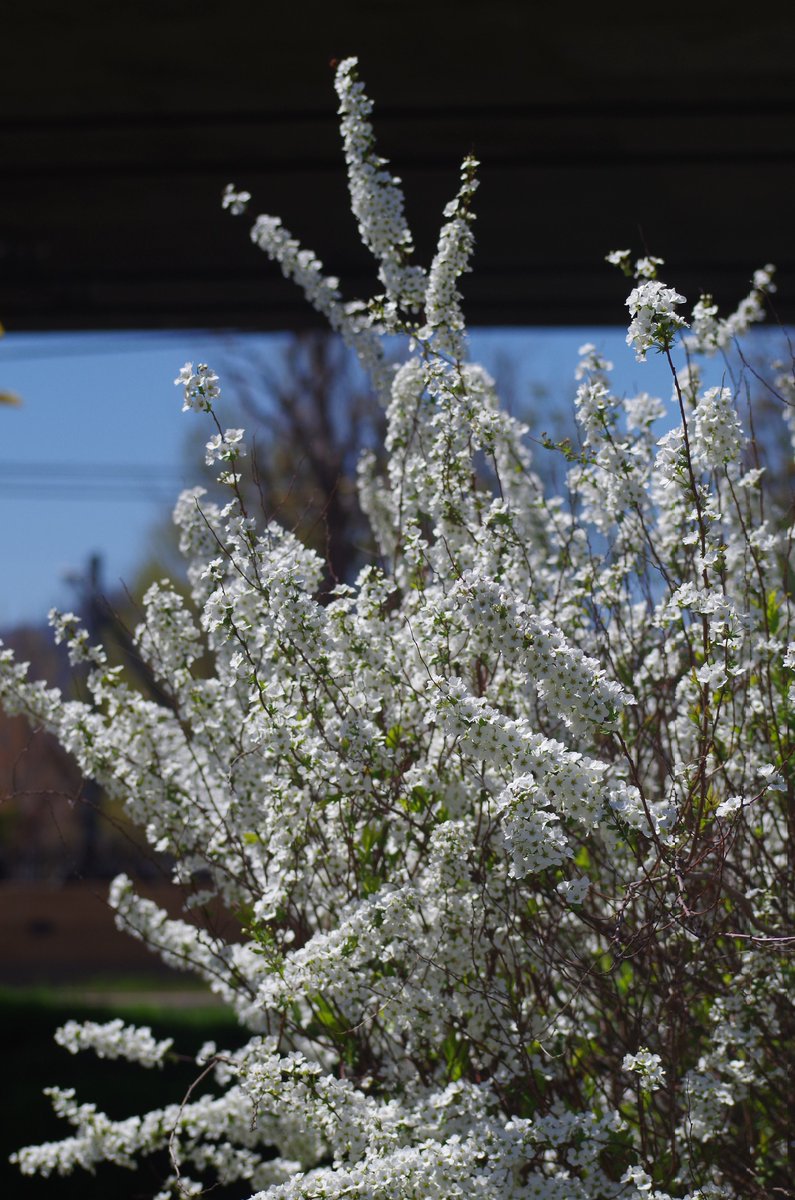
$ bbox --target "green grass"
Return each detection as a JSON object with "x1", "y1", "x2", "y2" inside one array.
[
  {"x1": 2, "y1": 978, "x2": 232, "y2": 1019},
  {"x1": 14, "y1": 972, "x2": 217, "y2": 994},
  {"x1": 1, "y1": 985, "x2": 249, "y2": 1199}
]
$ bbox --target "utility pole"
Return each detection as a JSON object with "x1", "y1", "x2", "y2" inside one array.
[{"x1": 69, "y1": 553, "x2": 104, "y2": 879}]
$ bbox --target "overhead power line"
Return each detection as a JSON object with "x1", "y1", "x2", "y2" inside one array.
[
  {"x1": 0, "y1": 460, "x2": 186, "y2": 501},
  {"x1": 0, "y1": 460, "x2": 180, "y2": 477}
]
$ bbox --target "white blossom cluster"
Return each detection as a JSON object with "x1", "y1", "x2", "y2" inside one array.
[
  {"x1": 174, "y1": 362, "x2": 220, "y2": 412},
  {"x1": 625, "y1": 279, "x2": 688, "y2": 361},
  {"x1": 687, "y1": 265, "x2": 776, "y2": 352},
  {"x1": 222, "y1": 183, "x2": 251, "y2": 216},
  {"x1": 205, "y1": 425, "x2": 246, "y2": 468},
  {"x1": 622, "y1": 1048, "x2": 666, "y2": 1092},
  {"x1": 4, "y1": 58, "x2": 793, "y2": 1200},
  {"x1": 419, "y1": 154, "x2": 479, "y2": 357},
  {"x1": 54, "y1": 1019, "x2": 173, "y2": 1068},
  {"x1": 334, "y1": 57, "x2": 427, "y2": 315},
  {"x1": 248, "y1": 212, "x2": 394, "y2": 400}
]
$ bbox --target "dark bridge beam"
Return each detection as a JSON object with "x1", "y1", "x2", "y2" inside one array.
[{"x1": 2, "y1": 4, "x2": 793, "y2": 330}]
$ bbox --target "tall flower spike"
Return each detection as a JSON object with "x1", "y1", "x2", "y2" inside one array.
[
  {"x1": 248, "y1": 213, "x2": 393, "y2": 400},
  {"x1": 335, "y1": 56, "x2": 427, "y2": 315},
  {"x1": 420, "y1": 154, "x2": 479, "y2": 360}
]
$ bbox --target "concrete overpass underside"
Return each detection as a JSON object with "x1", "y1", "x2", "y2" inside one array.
[{"x1": 2, "y1": 3, "x2": 794, "y2": 331}]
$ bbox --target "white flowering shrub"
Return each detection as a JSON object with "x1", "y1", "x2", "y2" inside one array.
[{"x1": 4, "y1": 59, "x2": 794, "y2": 1200}]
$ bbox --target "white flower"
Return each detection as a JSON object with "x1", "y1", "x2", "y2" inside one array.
[
  {"x1": 625, "y1": 280, "x2": 688, "y2": 360},
  {"x1": 222, "y1": 183, "x2": 251, "y2": 215},
  {"x1": 205, "y1": 427, "x2": 247, "y2": 467},
  {"x1": 716, "y1": 795, "x2": 743, "y2": 818},
  {"x1": 54, "y1": 1019, "x2": 173, "y2": 1068},
  {"x1": 623, "y1": 1048, "x2": 666, "y2": 1090},
  {"x1": 606, "y1": 248, "x2": 632, "y2": 274},
  {"x1": 686, "y1": 264, "x2": 776, "y2": 353},
  {"x1": 692, "y1": 386, "x2": 743, "y2": 469},
  {"x1": 624, "y1": 391, "x2": 665, "y2": 431},
  {"x1": 175, "y1": 361, "x2": 220, "y2": 412},
  {"x1": 556, "y1": 875, "x2": 590, "y2": 904},
  {"x1": 174, "y1": 361, "x2": 193, "y2": 387},
  {"x1": 634, "y1": 255, "x2": 663, "y2": 279},
  {"x1": 622, "y1": 1164, "x2": 654, "y2": 1192},
  {"x1": 695, "y1": 662, "x2": 728, "y2": 689},
  {"x1": 758, "y1": 763, "x2": 785, "y2": 791}
]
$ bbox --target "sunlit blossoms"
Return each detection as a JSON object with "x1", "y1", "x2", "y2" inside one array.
[
  {"x1": 54, "y1": 1019, "x2": 173, "y2": 1068},
  {"x1": 3, "y1": 57, "x2": 793, "y2": 1200},
  {"x1": 174, "y1": 361, "x2": 221, "y2": 412},
  {"x1": 625, "y1": 279, "x2": 688, "y2": 361}
]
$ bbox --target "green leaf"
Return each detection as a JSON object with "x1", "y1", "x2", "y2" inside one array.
[
  {"x1": 385, "y1": 723, "x2": 404, "y2": 750},
  {"x1": 766, "y1": 589, "x2": 780, "y2": 635},
  {"x1": 441, "y1": 1031, "x2": 469, "y2": 1082}
]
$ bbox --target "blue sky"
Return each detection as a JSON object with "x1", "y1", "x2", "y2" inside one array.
[{"x1": 0, "y1": 326, "x2": 689, "y2": 628}]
